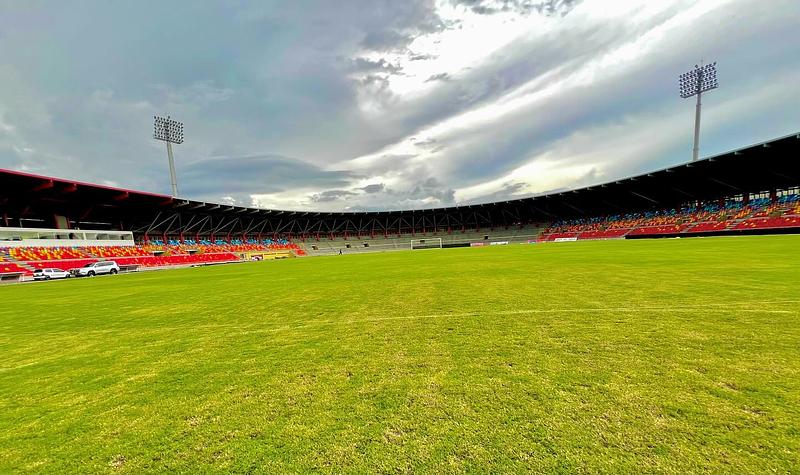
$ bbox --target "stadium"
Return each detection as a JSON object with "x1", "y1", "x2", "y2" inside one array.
[
  {"x1": 1, "y1": 131, "x2": 800, "y2": 267},
  {"x1": 1, "y1": 132, "x2": 799, "y2": 276},
  {"x1": 2, "y1": 2, "x2": 800, "y2": 474},
  {"x1": 2, "y1": 132, "x2": 800, "y2": 472}
]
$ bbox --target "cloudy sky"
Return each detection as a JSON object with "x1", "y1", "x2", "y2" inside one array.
[{"x1": 1, "y1": 0, "x2": 799, "y2": 211}]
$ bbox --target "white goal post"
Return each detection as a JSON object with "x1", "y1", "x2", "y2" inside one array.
[{"x1": 410, "y1": 237, "x2": 443, "y2": 250}]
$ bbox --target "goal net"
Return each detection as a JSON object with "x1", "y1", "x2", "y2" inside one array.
[{"x1": 410, "y1": 238, "x2": 443, "y2": 250}]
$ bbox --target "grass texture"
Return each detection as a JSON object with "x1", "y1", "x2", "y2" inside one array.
[{"x1": 1, "y1": 235, "x2": 799, "y2": 473}]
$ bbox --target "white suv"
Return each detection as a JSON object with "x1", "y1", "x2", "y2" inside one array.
[
  {"x1": 72, "y1": 261, "x2": 120, "y2": 277},
  {"x1": 33, "y1": 268, "x2": 72, "y2": 280}
]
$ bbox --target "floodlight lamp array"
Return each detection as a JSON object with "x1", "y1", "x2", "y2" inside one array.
[
  {"x1": 153, "y1": 115, "x2": 185, "y2": 144},
  {"x1": 679, "y1": 62, "x2": 718, "y2": 98}
]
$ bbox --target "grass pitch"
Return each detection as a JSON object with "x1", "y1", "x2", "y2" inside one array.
[{"x1": 1, "y1": 235, "x2": 800, "y2": 473}]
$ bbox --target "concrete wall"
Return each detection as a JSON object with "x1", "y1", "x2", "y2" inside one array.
[
  {"x1": 301, "y1": 225, "x2": 545, "y2": 256},
  {"x1": 0, "y1": 227, "x2": 134, "y2": 248}
]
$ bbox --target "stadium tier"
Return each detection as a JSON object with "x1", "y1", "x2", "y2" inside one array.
[
  {"x1": 0, "y1": 254, "x2": 28, "y2": 276},
  {"x1": 8, "y1": 246, "x2": 90, "y2": 261},
  {"x1": 0, "y1": 242, "x2": 304, "y2": 276},
  {"x1": 112, "y1": 252, "x2": 240, "y2": 267},
  {"x1": 538, "y1": 195, "x2": 800, "y2": 241},
  {"x1": 0, "y1": 132, "x2": 798, "y2": 272},
  {"x1": 0, "y1": 262, "x2": 29, "y2": 275}
]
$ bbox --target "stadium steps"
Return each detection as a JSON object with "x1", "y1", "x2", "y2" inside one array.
[
  {"x1": 17, "y1": 261, "x2": 36, "y2": 273},
  {"x1": 724, "y1": 206, "x2": 771, "y2": 230},
  {"x1": 725, "y1": 218, "x2": 747, "y2": 230},
  {"x1": 0, "y1": 251, "x2": 37, "y2": 274}
]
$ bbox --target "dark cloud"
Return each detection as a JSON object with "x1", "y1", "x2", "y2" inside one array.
[
  {"x1": 407, "y1": 177, "x2": 456, "y2": 204},
  {"x1": 296, "y1": 177, "x2": 455, "y2": 211},
  {"x1": 359, "y1": 74, "x2": 392, "y2": 89},
  {"x1": 358, "y1": 1, "x2": 445, "y2": 52},
  {"x1": 425, "y1": 73, "x2": 451, "y2": 83},
  {"x1": 347, "y1": 58, "x2": 403, "y2": 75},
  {"x1": 360, "y1": 183, "x2": 386, "y2": 193},
  {"x1": 361, "y1": 30, "x2": 415, "y2": 52},
  {"x1": 451, "y1": 0, "x2": 582, "y2": 16},
  {"x1": 310, "y1": 189, "x2": 358, "y2": 202},
  {"x1": 408, "y1": 53, "x2": 437, "y2": 61},
  {"x1": 414, "y1": 138, "x2": 438, "y2": 147},
  {"x1": 180, "y1": 155, "x2": 356, "y2": 203}
]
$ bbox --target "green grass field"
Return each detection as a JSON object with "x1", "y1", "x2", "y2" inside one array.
[{"x1": 1, "y1": 236, "x2": 800, "y2": 473}]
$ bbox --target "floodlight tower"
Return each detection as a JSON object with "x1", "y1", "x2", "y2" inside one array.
[
  {"x1": 679, "y1": 61, "x2": 718, "y2": 162},
  {"x1": 153, "y1": 115, "x2": 184, "y2": 197}
]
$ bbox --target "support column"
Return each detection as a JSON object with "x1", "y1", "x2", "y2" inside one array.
[
  {"x1": 166, "y1": 141, "x2": 179, "y2": 197},
  {"x1": 692, "y1": 91, "x2": 702, "y2": 162}
]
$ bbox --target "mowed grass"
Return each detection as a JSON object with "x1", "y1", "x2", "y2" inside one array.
[{"x1": 1, "y1": 236, "x2": 800, "y2": 473}]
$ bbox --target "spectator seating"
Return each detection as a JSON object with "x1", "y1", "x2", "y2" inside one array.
[
  {"x1": 8, "y1": 247, "x2": 89, "y2": 261},
  {"x1": 733, "y1": 215, "x2": 800, "y2": 230},
  {"x1": 1, "y1": 262, "x2": 31, "y2": 276},
  {"x1": 139, "y1": 240, "x2": 305, "y2": 256},
  {"x1": 0, "y1": 238, "x2": 305, "y2": 278},
  {"x1": 627, "y1": 224, "x2": 693, "y2": 236},
  {"x1": 686, "y1": 221, "x2": 730, "y2": 233},
  {"x1": 538, "y1": 194, "x2": 800, "y2": 241},
  {"x1": 113, "y1": 253, "x2": 239, "y2": 267},
  {"x1": 0, "y1": 254, "x2": 29, "y2": 276},
  {"x1": 86, "y1": 246, "x2": 144, "y2": 258}
]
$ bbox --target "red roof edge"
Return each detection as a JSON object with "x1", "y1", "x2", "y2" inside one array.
[{"x1": 0, "y1": 167, "x2": 172, "y2": 199}]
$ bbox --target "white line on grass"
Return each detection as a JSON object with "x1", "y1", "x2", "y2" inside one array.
[
  {"x1": 5, "y1": 300, "x2": 799, "y2": 340},
  {"x1": 266, "y1": 301, "x2": 800, "y2": 332},
  {"x1": 4, "y1": 301, "x2": 796, "y2": 373}
]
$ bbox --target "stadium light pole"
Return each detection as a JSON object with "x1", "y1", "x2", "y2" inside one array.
[
  {"x1": 679, "y1": 61, "x2": 718, "y2": 162},
  {"x1": 153, "y1": 115, "x2": 184, "y2": 197}
]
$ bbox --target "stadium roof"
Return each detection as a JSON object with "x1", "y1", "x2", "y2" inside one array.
[{"x1": 2, "y1": 131, "x2": 799, "y2": 236}]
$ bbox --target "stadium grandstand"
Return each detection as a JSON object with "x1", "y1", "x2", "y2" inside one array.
[{"x1": 0, "y1": 131, "x2": 798, "y2": 280}]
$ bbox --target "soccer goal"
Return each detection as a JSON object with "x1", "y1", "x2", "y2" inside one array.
[{"x1": 410, "y1": 237, "x2": 443, "y2": 250}]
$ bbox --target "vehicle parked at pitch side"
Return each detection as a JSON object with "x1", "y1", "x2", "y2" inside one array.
[
  {"x1": 71, "y1": 261, "x2": 120, "y2": 277},
  {"x1": 33, "y1": 268, "x2": 71, "y2": 280}
]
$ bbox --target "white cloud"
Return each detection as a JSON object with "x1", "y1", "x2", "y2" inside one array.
[
  {"x1": 346, "y1": 0, "x2": 730, "y2": 168},
  {"x1": 0, "y1": 0, "x2": 798, "y2": 211}
]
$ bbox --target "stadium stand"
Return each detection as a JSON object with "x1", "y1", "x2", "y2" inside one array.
[
  {"x1": 0, "y1": 240, "x2": 305, "y2": 275},
  {"x1": 87, "y1": 246, "x2": 143, "y2": 258},
  {"x1": 1, "y1": 257, "x2": 30, "y2": 275},
  {"x1": 8, "y1": 247, "x2": 89, "y2": 261},
  {"x1": 538, "y1": 193, "x2": 800, "y2": 241},
  {"x1": 300, "y1": 225, "x2": 546, "y2": 255},
  {"x1": 0, "y1": 240, "x2": 306, "y2": 278},
  {"x1": 0, "y1": 132, "x2": 798, "y2": 277},
  {"x1": 112, "y1": 252, "x2": 240, "y2": 267}
]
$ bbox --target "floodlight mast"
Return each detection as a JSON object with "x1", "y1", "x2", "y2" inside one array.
[
  {"x1": 679, "y1": 61, "x2": 718, "y2": 162},
  {"x1": 153, "y1": 115, "x2": 184, "y2": 197}
]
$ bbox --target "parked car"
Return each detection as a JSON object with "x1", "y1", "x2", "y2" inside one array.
[
  {"x1": 71, "y1": 261, "x2": 120, "y2": 277},
  {"x1": 33, "y1": 268, "x2": 71, "y2": 280}
]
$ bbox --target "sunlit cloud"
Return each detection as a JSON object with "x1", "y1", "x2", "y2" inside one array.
[{"x1": 0, "y1": 0, "x2": 798, "y2": 211}]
